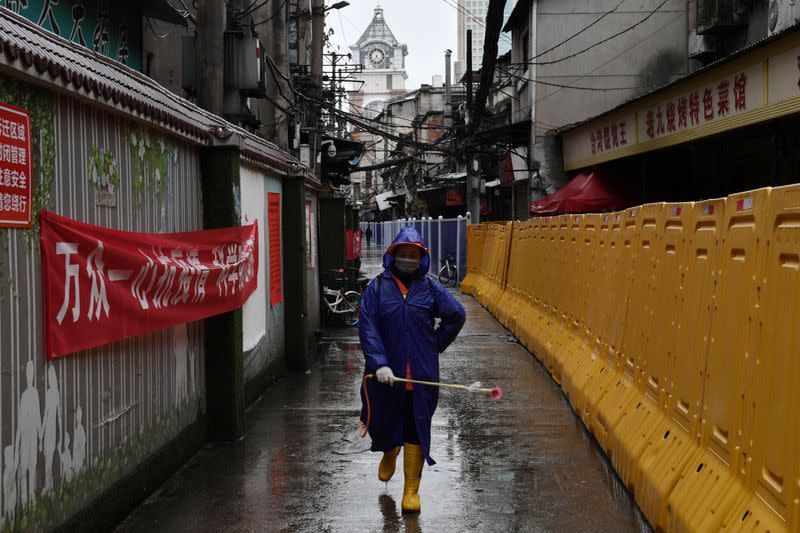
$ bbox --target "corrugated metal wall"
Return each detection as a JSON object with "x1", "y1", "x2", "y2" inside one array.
[{"x1": 0, "y1": 91, "x2": 205, "y2": 528}]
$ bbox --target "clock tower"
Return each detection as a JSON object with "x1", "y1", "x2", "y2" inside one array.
[
  {"x1": 349, "y1": 5, "x2": 408, "y2": 119},
  {"x1": 348, "y1": 5, "x2": 408, "y2": 204}
]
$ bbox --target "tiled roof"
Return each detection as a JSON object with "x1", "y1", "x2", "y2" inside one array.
[{"x1": 356, "y1": 6, "x2": 399, "y2": 47}]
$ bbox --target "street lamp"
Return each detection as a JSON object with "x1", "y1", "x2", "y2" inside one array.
[
  {"x1": 327, "y1": 1, "x2": 350, "y2": 11},
  {"x1": 299, "y1": 1, "x2": 349, "y2": 18}
]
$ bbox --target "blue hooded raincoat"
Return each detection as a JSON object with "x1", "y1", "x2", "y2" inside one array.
[{"x1": 359, "y1": 227, "x2": 466, "y2": 465}]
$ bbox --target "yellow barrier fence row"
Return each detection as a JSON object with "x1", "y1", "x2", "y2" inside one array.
[{"x1": 462, "y1": 185, "x2": 800, "y2": 532}]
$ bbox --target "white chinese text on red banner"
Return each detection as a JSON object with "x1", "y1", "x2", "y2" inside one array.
[
  {"x1": 40, "y1": 211, "x2": 258, "y2": 359},
  {"x1": 0, "y1": 102, "x2": 33, "y2": 227}
]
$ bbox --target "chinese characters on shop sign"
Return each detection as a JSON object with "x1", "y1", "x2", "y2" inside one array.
[{"x1": 640, "y1": 67, "x2": 758, "y2": 141}]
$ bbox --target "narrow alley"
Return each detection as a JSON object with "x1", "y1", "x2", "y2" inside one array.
[{"x1": 115, "y1": 253, "x2": 648, "y2": 533}]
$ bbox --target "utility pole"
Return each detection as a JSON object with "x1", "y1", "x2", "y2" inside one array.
[
  {"x1": 466, "y1": 30, "x2": 473, "y2": 116},
  {"x1": 310, "y1": 0, "x2": 325, "y2": 176},
  {"x1": 444, "y1": 49, "x2": 453, "y2": 171},
  {"x1": 271, "y1": 0, "x2": 290, "y2": 147},
  {"x1": 465, "y1": 30, "x2": 478, "y2": 222},
  {"x1": 197, "y1": 0, "x2": 225, "y2": 115},
  {"x1": 330, "y1": 53, "x2": 337, "y2": 128},
  {"x1": 469, "y1": 0, "x2": 507, "y2": 134}
]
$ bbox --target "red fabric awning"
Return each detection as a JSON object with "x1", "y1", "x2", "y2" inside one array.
[{"x1": 529, "y1": 170, "x2": 629, "y2": 215}]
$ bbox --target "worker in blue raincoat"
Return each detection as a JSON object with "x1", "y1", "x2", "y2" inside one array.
[{"x1": 359, "y1": 226, "x2": 466, "y2": 514}]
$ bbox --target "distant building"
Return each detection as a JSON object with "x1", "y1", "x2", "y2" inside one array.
[
  {"x1": 454, "y1": 0, "x2": 516, "y2": 81},
  {"x1": 348, "y1": 5, "x2": 408, "y2": 199},
  {"x1": 556, "y1": 1, "x2": 800, "y2": 205},
  {"x1": 504, "y1": 0, "x2": 689, "y2": 200}
]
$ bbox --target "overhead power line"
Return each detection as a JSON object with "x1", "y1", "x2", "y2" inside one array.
[
  {"x1": 530, "y1": 0, "x2": 624, "y2": 63},
  {"x1": 252, "y1": 0, "x2": 287, "y2": 26},
  {"x1": 498, "y1": 67, "x2": 649, "y2": 92},
  {"x1": 534, "y1": 11, "x2": 685, "y2": 106},
  {"x1": 510, "y1": 0, "x2": 672, "y2": 67},
  {"x1": 241, "y1": 0, "x2": 271, "y2": 17}
]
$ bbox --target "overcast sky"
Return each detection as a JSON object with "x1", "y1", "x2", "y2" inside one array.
[{"x1": 324, "y1": 0, "x2": 458, "y2": 89}]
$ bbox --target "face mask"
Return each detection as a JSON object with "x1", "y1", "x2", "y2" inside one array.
[{"x1": 395, "y1": 257, "x2": 420, "y2": 274}]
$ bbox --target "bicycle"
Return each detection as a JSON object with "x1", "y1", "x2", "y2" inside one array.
[
  {"x1": 322, "y1": 269, "x2": 362, "y2": 327},
  {"x1": 438, "y1": 251, "x2": 459, "y2": 287}
]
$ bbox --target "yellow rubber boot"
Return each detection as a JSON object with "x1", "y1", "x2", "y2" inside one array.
[
  {"x1": 401, "y1": 443, "x2": 424, "y2": 513},
  {"x1": 378, "y1": 446, "x2": 401, "y2": 482}
]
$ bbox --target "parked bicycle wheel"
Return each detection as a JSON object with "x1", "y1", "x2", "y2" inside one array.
[
  {"x1": 449, "y1": 266, "x2": 459, "y2": 287},
  {"x1": 342, "y1": 291, "x2": 361, "y2": 327},
  {"x1": 439, "y1": 264, "x2": 456, "y2": 287}
]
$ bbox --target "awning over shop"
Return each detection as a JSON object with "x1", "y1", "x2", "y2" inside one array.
[{"x1": 529, "y1": 170, "x2": 629, "y2": 215}]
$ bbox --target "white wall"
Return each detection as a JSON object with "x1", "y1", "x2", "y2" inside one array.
[{"x1": 240, "y1": 165, "x2": 285, "y2": 381}]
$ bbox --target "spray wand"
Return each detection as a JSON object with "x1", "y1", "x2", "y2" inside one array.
[{"x1": 359, "y1": 374, "x2": 503, "y2": 438}]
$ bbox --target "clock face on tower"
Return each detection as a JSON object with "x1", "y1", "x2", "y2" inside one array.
[{"x1": 369, "y1": 48, "x2": 385, "y2": 66}]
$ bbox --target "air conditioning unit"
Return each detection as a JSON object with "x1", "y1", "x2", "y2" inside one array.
[
  {"x1": 697, "y1": 0, "x2": 748, "y2": 34},
  {"x1": 688, "y1": 29, "x2": 717, "y2": 60},
  {"x1": 768, "y1": 0, "x2": 800, "y2": 36}
]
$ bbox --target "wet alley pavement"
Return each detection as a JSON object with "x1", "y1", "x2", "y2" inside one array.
[{"x1": 116, "y1": 255, "x2": 650, "y2": 533}]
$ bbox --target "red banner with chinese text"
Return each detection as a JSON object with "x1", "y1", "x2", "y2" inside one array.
[
  {"x1": 40, "y1": 211, "x2": 258, "y2": 359},
  {"x1": 267, "y1": 193, "x2": 282, "y2": 306},
  {"x1": 0, "y1": 102, "x2": 33, "y2": 227}
]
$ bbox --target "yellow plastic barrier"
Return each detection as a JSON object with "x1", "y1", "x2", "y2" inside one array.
[
  {"x1": 666, "y1": 188, "x2": 770, "y2": 532},
  {"x1": 580, "y1": 212, "x2": 633, "y2": 445},
  {"x1": 720, "y1": 183, "x2": 800, "y2": 531},
  {"x1": 472, "y1": 222, "x2": 498, "y2": 299},
  {"x1": 635, "y1": 199, "x2": 724, "y2": 530},
  {"x1": 560, "y1": 214, "x2": 610, "y2": 418},
  {"x1": 480, "y1": 221, "x2": 513, "y2": 315},
  {"x1": 462, "y1": 185, "x2": 799, "y2": 532},
  {"x1": 585, "y1": 206, "x2": 649, "y2": 460},
  {"x1": 460, "y1": 224, "x2": 486, "y2": 295},
  {"x1": 496, "y1": 220, "x2": 526, "y2": 330}
]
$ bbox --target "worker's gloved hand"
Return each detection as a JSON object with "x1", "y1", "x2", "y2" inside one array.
[{"x1": 375, "y1": 366, "x2": 395, "y2": 385}]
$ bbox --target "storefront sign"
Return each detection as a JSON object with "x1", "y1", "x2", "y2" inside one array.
[
  {"x1": 563, "y1": 113, "x2": 635, "y2": 168},
  {"x1": 446, "y1": 188, "x2": 465, "y2": 206},
  {"x1": 40, "y1": 210, "x2": 258, "y2": 359},
  {"x1": 268, "y1": 192, "x2": 282, "y2": 307},
  {"x1": 562, "y1": 32, "x2": 800, "y2": 171},
  {"x1": 768, "y1": 45, "x2": 800, "y2": 104},
  {"x1": 637, "y1": 63, "x2": 763, "y2": 142},
  {"x1": 0, "y1": 103, "x2": 33, "y2": 228},
  {"x1": 3, "y1": 0, "x2": 143, "y2": 70}
]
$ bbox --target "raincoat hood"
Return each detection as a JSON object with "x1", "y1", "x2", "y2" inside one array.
[{"x1": 383, "y1": 226, "x2": 430, "y2": 276}]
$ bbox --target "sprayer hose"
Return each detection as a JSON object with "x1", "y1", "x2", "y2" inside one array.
[{"x1": 359, "y1": 374, "x2": 374, "y2": 439}]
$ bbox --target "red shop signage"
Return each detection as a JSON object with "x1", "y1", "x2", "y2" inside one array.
[
  {"x1": 40, "y1": 211, "x2": 259, "y2": 359},
  {"x1": 0, "y1": 103, "x2": 33, "y2": 228}
]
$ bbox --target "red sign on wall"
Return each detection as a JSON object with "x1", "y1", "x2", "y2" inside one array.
[
  {"x1": 346, "y1": 229, "x2": 362, "y2": 261},
  {"x1": 268, "y1": 192, "x2": 282, "y2": 307},
  {"x1": 0, "y1": 103, "x2": 33, "y2": 228},
  {"x1": 40, "y1": 211, "x2": 259, "y2": 359}
]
